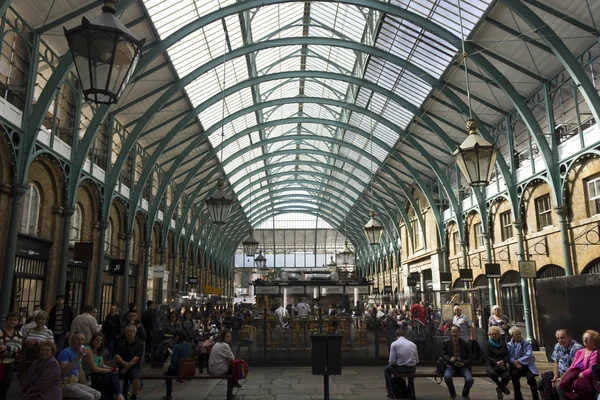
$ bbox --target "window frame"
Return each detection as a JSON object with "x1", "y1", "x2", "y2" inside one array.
[
  {"x1": 452, "y1": 231, "x2": 460, "y2": 255},
  {"x1": 21, "y1": 183, "x2": 40, "y2": 236},
  {"x1": 535, "y1": 195, "x2": 553, "y2": 230},
  {"x1": 500, "y1": 210, "x2": 513, "y2": 241},
  {"x1": 70, "y1": 203, "x2": 83, "y2": 244},
  {"x1": 474, "y1": 222, "x2": 484, "y2": 248},
  {"x1": 586, "y1": 175, "x2": 600, "y2": 217},
  {"x1": 105, "y1": 218, "x2": 113, "y2": 253}
]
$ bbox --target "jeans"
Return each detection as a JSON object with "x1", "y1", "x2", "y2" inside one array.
[
  {"x1": 510, "y1": 365, "x2": 539, "y2": 400},
  {"x1": 444, "y1": 366, "x2": 474, "y2": 397},
  {"x1": 384, "y1": 364, "x2": 416, "y2": 396},
  {"x1": 485, "y1": 364, "x2": 510, "y2": 391},
  {"x1": 538, "y1": 371, "x2": 560, "y2": 400},
  {"x1": 107, "y1": 338, "x2": 117, "y2": 361},
  {"x1": 165, "y1": 366, "x2": 177, "y2": 396},
  {"x1": 91, "y1": 372, "x2": 123, "y2": 396},
  {"x1": 145, "y1": 331, "x2": 153, "y2": 359},
  {"x1": 61, "y1": 383, "x2": 101, "y2": 400},
  {"x1": 53, "y1": 332, "x2": 67, "y2": 356}
]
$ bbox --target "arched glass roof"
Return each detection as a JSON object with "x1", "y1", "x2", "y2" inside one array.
[{"x1": 141, "y1": 0, "x2": 492, "y2": 229}]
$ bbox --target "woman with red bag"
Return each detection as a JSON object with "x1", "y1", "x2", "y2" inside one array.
[{"x1": 558, "y1": 330, "x2": 600, "y2": 400}]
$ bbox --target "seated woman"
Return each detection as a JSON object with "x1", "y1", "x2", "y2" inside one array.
[
  {"x1": 484, "y1": 326, "x2": 511, "y2": 399},
  {"x1": 209, "y1": 328, "x2": 241, "y2": 388},
  {"x1": 82, "y1": 332, "x2": 124, "y2": 400},
  {"x1": 22, "y1": 311, "x2": 53, "y2": 345},
  {"x1": 164, "y1": 331, "x2": 192, "y2": 400},
  {"x1": 508, "y1": 327, "x2": 540, "y2": 400},
  {"x1": 557, "y1": 330, "x2": 599, "y2": 400},
  {"x1": 164, "y1": 312, "x2": 182, "y2": 336},
  {"x1": 18, "y1": 340, "x2": 62, "y2": 400}
]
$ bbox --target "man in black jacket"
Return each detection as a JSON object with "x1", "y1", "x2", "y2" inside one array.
[
  {"x1": 48, "y1": 294, "x2": 74, "y2": 355},
  {"x1": 141, "y1": 300, "x2": 157, "y2": 363},
  {"x1": 441, "y1": 325, "x2": 474, "y2": 400},
  {"x1": 104, "y1": 302, "x2": 121, "y2": 360}
]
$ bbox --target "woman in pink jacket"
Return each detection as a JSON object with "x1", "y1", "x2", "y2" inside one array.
[{"x1": 558, "y1": 330, "x2": 599, "y2": 400}]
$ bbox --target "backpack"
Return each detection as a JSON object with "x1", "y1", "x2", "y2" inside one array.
[{"x1": 434, "y1": 357, "x2": 446, "y2": 383}]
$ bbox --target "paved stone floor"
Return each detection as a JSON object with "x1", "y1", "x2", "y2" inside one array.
[{"x1": 133, "y1": 365, "x2": 547, "y2": 400}]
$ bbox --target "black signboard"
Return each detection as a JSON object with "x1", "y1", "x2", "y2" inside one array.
[
  {"x1": 16, "y1": 234, "x2": 51, "y2": 260},
  {"x1": 407, "y1": 278, "x2": 418, "y2": 287},
  {"x1": 459, "y1": 268, "x2": 473, "y2": 282},
  {"x1": 109, "y1": 259, "x2": 126, "y2": 276},
  {"x1": 187, "y1": 277, "x2": 199, "y2": 285},
  {"x1": 439, "y1": 272, "x2": 453, "y2": 283},
  {"x1": 372, "y1": 287, "x2": 380, "y2": 295},
  {"x1": 74, "y1": 242, "x2": 94, "y2": 261},
  {"x1": 485, "y1": 263, "x2": 501, "y2": 278},
  {"x1": 384, "y1": 285, "x2": 392, "y2": 294}
]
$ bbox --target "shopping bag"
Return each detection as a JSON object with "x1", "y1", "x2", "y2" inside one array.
[
  {"x1": 178, "y1": 357, "x2": 197, "y2": 378},
  {"x1": 162, "y1": 349, "x2": 172, "y2": 373},
  {"x1": 230, "y1": 359, "x2": 249, "y2": 380}
]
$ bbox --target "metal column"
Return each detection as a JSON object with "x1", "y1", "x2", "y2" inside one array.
[{"x1": 57, "y1": 207, "x2": 75, "y2": 297}]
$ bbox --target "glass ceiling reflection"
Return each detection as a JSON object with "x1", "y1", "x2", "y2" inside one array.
[{"x1": 142, "y1": 0, "x2": 492, "y2": 227}]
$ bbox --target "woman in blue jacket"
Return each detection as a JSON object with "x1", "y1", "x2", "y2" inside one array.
[
  {"x1": 507, "y1": 327, "x2": 539, "y2": 400},
  {"x1": 164, "y1": 331, "x2": 191, "y2": 400}
]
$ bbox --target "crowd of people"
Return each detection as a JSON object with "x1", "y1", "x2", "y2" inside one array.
[
  {"x1": 0, "y1": 295, "x2": 248, "y2": 400},
  {"x1": 384, "y1": 304, "x2": 600, "y2": 400}
]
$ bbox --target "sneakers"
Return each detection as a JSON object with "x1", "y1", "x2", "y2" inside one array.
[
  {"x1": 387, "y1": 393, "x2": 395, "y2": 399},
  {"x1": 502, "y1": 387, "x2": 510, "y2": 395},
  {"x1": 233, "y1": 382, "x2": 243, "y2": 388},
  {"x1": 176, "y1": 379, "x2": 187, "y2": 384}
]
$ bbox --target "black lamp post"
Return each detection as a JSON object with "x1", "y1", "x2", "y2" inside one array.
[
  {"x1": 242, "y1": 229, "x2": 259, "y2": 257},
  {"x1": 254, "y1": 250, "x2": 267, "y2": 270},
  {"x1": 453, "y1": 119, "x2": 498, "y2": 186},
  {"x1": 339, "y1": 240, "x2": 353, "y2": 265},
  {"x1": 364, "y1": 210, "x2": 384, "y2": 245},
  {"x1": 64, "y1": 0, "x2": 145, "y2": 105},
  {"x1": 205, "y1": 179, "x2": 234, "y2": 225}
]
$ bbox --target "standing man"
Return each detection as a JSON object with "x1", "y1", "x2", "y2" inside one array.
[
  {"x1": 441, "y1": 325, "x2": 474, "y2": 400},
  {"x1": 538, "y1": 329, "x2": 583, "y2": 400},
  {"x1": 115, "y1": 325, "x2": 143, "y2": 400},
  {"x1": 452, "y1": 306, "x2": 474, "y2": 342},
  {"x1": 58, "y1": 331, "x2": 101, "y2": 400},
  {"x1": 384, "y1": 328, "x2": 418, "y2": 399},
  {"x1": 141, "y1": 300, "x2": 157, "y2": 363},
  {"x1": 274, "y1": 304, "x2": 289, "y2": 320},
  {"x1": 70, "y1": 305, "x2": 99, "y2": 344},
  {"x1": 48, "y1": 294, "x2": 74, "y2": 354},
  {"x1": 104, "y1": 302, "x2": 121, "y2": 361},
  {"x1": 121, "y1": 311, "x2": 147, "y2": 342},
  {"x1": 294, "y1": 298, "x2": 310, "y2": 317}
]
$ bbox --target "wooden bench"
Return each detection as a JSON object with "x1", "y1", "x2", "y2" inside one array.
[
  {"x1": 140, "y1": 374, "x2": 235, "y2": 400},
  {"x1": 392, "y1": 371, "x2": 489, "y2": 400}
]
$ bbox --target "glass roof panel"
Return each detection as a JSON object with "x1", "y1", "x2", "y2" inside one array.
[
  {"x1": 142, "y1": 0, "x2": 492, "y2": 228},
  {"x1": 256, "y1": 214, "x2": 334, "y2": 230}
]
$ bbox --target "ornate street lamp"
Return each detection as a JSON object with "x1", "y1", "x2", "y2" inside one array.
[
  {"x1": 339, "y1": 240, "x2": 354, "y2": 265},
  {"x1": 453, "y1": 119, "x2": 498, "y2": 186},
  {"x1": 64, "y1": 0, "x2": 145, "y2": 105},
  {"x1": 242, "y1": 229, "x2": 259, "y2": 257},
  {"x1": 205, "y1": 178, "x2": 233, "y2": 225},
  {"x1": 254, "y1": 250, "x2": 267, "y2": 270},
  {"x1": 364, "y1": 210, "x2": 384, "y2": 245},
  {"x1": 327, "y1": 256, "x2": 337, "y2": 272}
]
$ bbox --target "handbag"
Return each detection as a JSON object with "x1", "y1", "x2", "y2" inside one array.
[
  {"x1": 162, "y1": 350, "x2": 172, "y2": 373},
  {"x1": 559, "y1": 368, "x2": 583, "y2": 392},
  {"x1": 178, "y1": 357, "x2": 197, "y2": 378}
]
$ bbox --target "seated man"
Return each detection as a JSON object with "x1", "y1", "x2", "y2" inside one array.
[
  {"x1": 384, "y1": 328, "x2": 418, "y2": 399},
  {"x1": 538, "y1": 329, "x2": 582, "y2": 400},
  {"x1": 441, "y1": 325, "x2": 474, "y2": 400},
  {"x1": 58, "y1": 331, "x2": 101, "y2": 400},
  {"x1": 115, "y1": 325, "x2": 143, "y2": 400}
]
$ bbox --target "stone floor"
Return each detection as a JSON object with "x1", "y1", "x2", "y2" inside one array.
[{"x1": 133, "y1": 365, "x2": 547, "y2": 400}]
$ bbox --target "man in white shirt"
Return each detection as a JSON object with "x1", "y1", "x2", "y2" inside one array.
[
  {"x1": 384, "y1": 328, "x2": 419, "y2": 399},
  {"x1": 294, "y1": 299, "x2": 310, "y2": 317},
  {"x1": 274, "y1": 304, "x2": 289, "y2": 320},
  {"x1": 452, "y1": 306, "x2": 474, "y2": 342}
]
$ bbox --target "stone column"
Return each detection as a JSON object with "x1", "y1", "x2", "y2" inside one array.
[
  {"x1": 0, "y1": 185, "x2": 27, "y2": 328},
  {"x1": 57, "y1": 207, "x2": 75, "y2": 297}
]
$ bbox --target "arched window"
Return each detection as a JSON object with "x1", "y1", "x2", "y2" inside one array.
[
  {"x1": 111, "y1": 133, "x2": 121, "y2": 165},
  {"x1": 21, "y1": 183, "x2": 40, "y2": 235},
  {"x1": 105, "y1": 218, "x2": 113, "y2": 252},
  {"x1": 70, "y1": 204, "x2": 83, "y2": 244},
  {"x1": 500, "y1": 271, "x2": 524, "y2": 324},
  {"x1": 134, "y1": 154, "x2": 142, "y2": 183},
  {"x1": 152, "y1": 171, "x2": 159, "y2": 198}
]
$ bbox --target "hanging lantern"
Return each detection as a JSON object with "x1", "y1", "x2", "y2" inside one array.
[
  {"x1": 254, "y1": 250, "x2": 267, "y2": 270},
  {"x1": 205, "y1": 178, "x2": 233, "y2": 225},
  {"x1": 339, "y1": 240, "x2": 354, "y2": 265},
  {"x1": 453, "y1": 119, "x2": 498, "y2": 187},
  {"x1": 364, "y1": 210, "x2": 384, "y2": 245},
  {"x1": 242, "y1": 229, "x2": 259, "y2": 257},
  {"x1": 64, "y1": 0, "x2": 145, "y2": 105}
]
